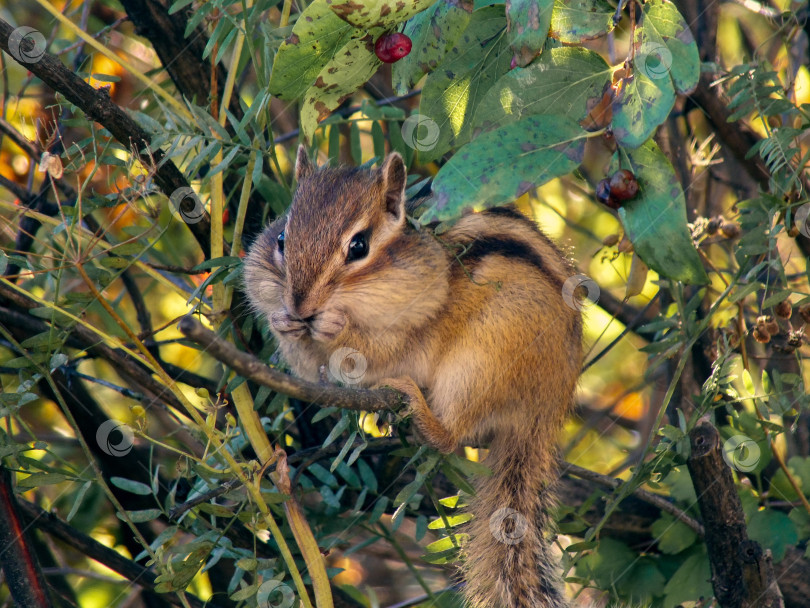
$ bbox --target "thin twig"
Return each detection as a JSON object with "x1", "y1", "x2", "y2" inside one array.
[{"x1": 562, "y1": 461, "x2": 705, "y2": 536}]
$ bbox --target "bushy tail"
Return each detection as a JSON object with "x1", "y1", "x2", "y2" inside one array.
[{"x1": 461, "y1": 429, "x2": 567, "y2": 608}]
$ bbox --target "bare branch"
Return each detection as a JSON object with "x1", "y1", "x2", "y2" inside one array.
[{"x1": 177, "y1": 316, "x2": 402, "y2": 412}]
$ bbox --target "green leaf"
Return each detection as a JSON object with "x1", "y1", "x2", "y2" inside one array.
[
  {"x1": 392, "y1": 0, "x2": 474, "y2": 94},
  {"x1": 634, "y1": 0, "x2": 699, "y2": 95},
  {"x1": 308, "y1": 463, "x2": 339, "y2": 488},
  {"x1": 368, "y1": 496, "x2": 389, "y2": 523},
  {"x1": 440, "y1": 462, "x2": 477, "y2": 495},
  {"x1": 425, "y1": 534, "x2": 467, "y2": 552},
  {"x1": 356, "y1": 458, "x2": 379, "y2": 493},
  {"x1": 67, "y1": 481, "x2": 92, "y2": 523},
  {"x1": 191, "y1": 256, "x2": 242, "y2": 272},
  {"x1": 618, "y1": 141, "x2": 709, "y2": 284},
  {"x1": 549, "y1": 0, "x2": 614, "y2": 43},
  {"x1": 328, "y1": 0, "x2": 438, "y2": 28},
  {"x1": 662, "y1": 550, "x2": 713, "y2": 608},
  {"x1": 611, "y1": 69, "x2": 675, "y2": 148},
  {"x1": 612, "y1": 0, "x2": 697, "y2": 148},
  {"x1": 419, "y1": 6, "x2": 512, "y2": 161},
  {"x1": 300, "y1": 34, "x2": 382, "y2": 141},
  {"x1": 394, "y1": 478, "x2": 423, "y2": 506},
  {"x1": 420, "y1": 546, "x2": 463, "y2": 564},
  {"x1": 197, "y1": 502, "x2": 236, "y2": 517},
  {"x1": 321, "y1": 413, "x2": 350, "y2": 448},
  {"x1": 621, "y1": 559, "x2": 666, "y2": 602},
  {"x1": 423, "y1": 114, "x2": 586, "y2": 223},
  {"x1": 17, "y1": 473, "x2": 68, "y2": 487},
  {"x1": 748, "y1": 509, "x2": 799, "y2": 562},
  {"x1": 119, "y1": 508, "x2": 163, "y2": 523},
  {"x1": 110, "y1": 477, "x2": 153, "y2": 496},
  {"x1": 575, "y1": 538, "x2": 636, "y2": 588},
  {"x1": 651, "y1": 513, "x2": 697, "y2": 554},
  {"x1": 472, "y1": 46, "x2": 611, "y2": 133},
  {"x1": 428, "y1": 513, "x2": 472, "y2": 529},
  {"x1": 506, "y1": 0, "x2": 554, "y2": 67},
  {"x1": 268, "y1": 1, "x2": 357, "y2": 101},
  {"x1": 415, "y1": 515, "x2": 428, "y2": 541}
]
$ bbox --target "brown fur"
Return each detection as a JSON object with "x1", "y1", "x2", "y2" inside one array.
[{"x1": 244, "y1": 148, "x2": 582, "y2": 608}]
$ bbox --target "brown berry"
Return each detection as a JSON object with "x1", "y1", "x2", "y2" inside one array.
[
  {"x1": 596, "y1": 179, "x2": 620, "y2": 209},
  {"x1": 753, "y1": 327, "x2": 771, "y2": 343},
  {"x1": 799, "y1": 304, "x2": 810, "y2": 325},
  {"x1": 765, "y1": 317, "x2": 780, "y2": 336},
  {"x1": 774, "y1": 300, "x2": 792, "y2": 320},
  {"x1": 719, "y1": 221, "x2": 741, "y2": 239},
  {"x1": 609, "y1": 169, "x2": 639, "y2": 201},
  {"x1": 374, "y1": 33, "x2": 412, "y2": 63},
  {"x1": 706, "y1": 217, "x2": 720, "y2": 235}
]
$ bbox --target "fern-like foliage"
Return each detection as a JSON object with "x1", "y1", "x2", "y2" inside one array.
[{"x1": 719, "y1": 63, "x2": 808, "y2": 196}]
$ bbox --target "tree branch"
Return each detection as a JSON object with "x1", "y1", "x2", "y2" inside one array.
[
  {"x1": 0, "y1": 18, "x2": 213, "y2": 257},
  {"x1": 16, "y1": 498, "x2": 220, "y2": 608},
  {"x1": 688, "y1": 420, "x2": 784, "y2": 608},
  {"x1": 0, "y1": 467, "x2": 52, "y2": 608},
  {"x1": 177, "y1": 316, "x2": 402, "y2": 412}
]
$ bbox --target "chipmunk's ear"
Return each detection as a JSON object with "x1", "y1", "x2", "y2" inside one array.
[
  {"x1": 381, "y1": 152, "x2": 406, "y2": 222},
  {"x1": 295, "y1": 145, "x2": 313, "y2": 182}
]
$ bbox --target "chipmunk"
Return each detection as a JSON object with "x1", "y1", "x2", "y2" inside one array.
[{"x1": 244, "y1": 146, "x2": 583, "y2": 608}]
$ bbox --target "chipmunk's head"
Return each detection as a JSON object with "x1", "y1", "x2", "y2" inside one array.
[{"x1": 244, "y1": 146, "x2": 447, "y2": 345}]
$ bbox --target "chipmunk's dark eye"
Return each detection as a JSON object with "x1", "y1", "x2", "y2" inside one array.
[
  {"x1": 277, "y1": 231, "x2": 285, "y2": 253},
  {"x1": 347, "y1": 232, "x2": 369, "y2": 262}
]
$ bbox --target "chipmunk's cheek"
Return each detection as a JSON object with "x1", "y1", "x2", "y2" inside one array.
[
  {"x1": 270, "y1": 312, "x2": 307, "y2": 341},
  {"x1": 310, "y1": 310, "x2": 347, "y2": 342}
]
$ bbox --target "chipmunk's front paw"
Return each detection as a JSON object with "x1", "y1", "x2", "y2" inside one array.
[
  {"x1": 374, "y1": 376, "x2": 422, "y2": 412},
  {"x1": 374, "y1": 377, "x2": 457, "y2": 454}
]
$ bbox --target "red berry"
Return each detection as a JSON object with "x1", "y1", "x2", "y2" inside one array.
[
  {"x1": 222, "y1": 208, "x2": 230, "y2": 224},
  {"x1": 609, "y1": 169, "x2": 639, "y2": 201},
  {"x1": 374, "y1": 33, "x2": 412, "y2": 63},
  {"x1": 596, "y1": 179, "x2": 621, "y2": 209}
]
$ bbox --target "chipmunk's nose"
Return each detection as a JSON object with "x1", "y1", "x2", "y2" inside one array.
[{"x1": 287, "y1": 290, "x2": 317, "y2": 322}]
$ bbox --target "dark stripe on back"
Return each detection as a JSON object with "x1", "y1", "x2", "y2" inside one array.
[
  {"x1": 461, "y1": 236, "x2": 564, "y2": 290},
  {"x1": 485, "y1": 206, "x2": 571, "y2": 265},
  {"x1": 485, "y1": 205, "x2": 535, "y2": 226}
]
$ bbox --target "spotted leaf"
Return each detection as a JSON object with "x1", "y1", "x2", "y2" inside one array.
[
  {"x1": 422, "y1": 115, "x2": 586, "y2": 223},
  {"x1": 300, "y1": 35, "x2": 382, "y2": 141},
  {"x1": 506, "y1": 0, "x2": 554, "y2": 67},
  {"x1": 618, "y1": 141, "x2": 708, "y2": 285},
  {"x1": 268, "y1": 0, "x2": 356, "y2": 100},
  {"x1": 472, "y1": 46, "x2": 611, "y2": 135},
  {"x1": 327, "y1": 0, "x2": 439, "y2": 28},
  {"x1": 418, "y1": 6, "x2": 512, "y2": 162},
  {"x1": 550, "y1": 0, "x2": 615, "y2": 43},
  {"x1": 392, "y1": 0, "x2": 474, "y2": 94}
]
